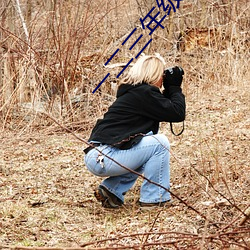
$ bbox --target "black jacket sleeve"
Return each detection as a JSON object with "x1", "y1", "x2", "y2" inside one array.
[{"x1": 142, "y1": 85, "x2": 186, "y2": 122}]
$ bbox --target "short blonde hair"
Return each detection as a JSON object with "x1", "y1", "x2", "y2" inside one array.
[{"x1": 122, "y1": 54, "x2": 165, "y2": 85}]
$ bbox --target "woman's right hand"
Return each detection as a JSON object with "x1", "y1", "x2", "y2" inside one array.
[{"x1": 163, "y1": 66, "x2": 184, "y2": 89}]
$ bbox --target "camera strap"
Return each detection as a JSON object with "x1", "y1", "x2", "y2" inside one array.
[{"x1": 170, "y1": 121, "x2": 185, "y2": 136}]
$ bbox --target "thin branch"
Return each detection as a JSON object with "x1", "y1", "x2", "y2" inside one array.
[
  {"x1": 81, "y1": 231, "x2": 199, "y2": 248},
  {"x1": 1, "y1": 229, "x2": 248, "y2": 249},
  {"x1": 190, "y1": 163, "x2": 247, "y2": 217},
  {"x1": 13, "y1": 0, "x2": 30, "y2": 46},
  {"x1": 142, "y1": 210, "x2": 162, "y2": 248},
  {"x1": 239, "y1": 207, "x2": 250, "y2": 226}
]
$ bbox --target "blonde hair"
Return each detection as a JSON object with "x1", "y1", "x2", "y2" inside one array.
[{"x1": 122, "y1": 54, "x2": 165, "y2": 85}]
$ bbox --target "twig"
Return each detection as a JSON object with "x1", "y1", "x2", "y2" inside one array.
[
  {"x1": 203, "y1": 139, "x2": 237, "y2": 205},
  {"x1": 13, "y1": 0, "x2": 30, "y2": 45},
  {"x1": 141, "y1": 210, "x2": 162, "y2": 249},
  {"x1": 190, "y1": 163, "x2": 247, "y2": 217},
  {"x1": 219, "y1": 211, "x2": 245, "y2": 232},
  {"x1": 217, "y1": 238, "x2": 250, "y2": 250},
  {"x1": 1, "y1": 229, "x2": 249, "y2": 249},
  {"x1": 239, "y1": 207, "x2": 250, "y2": 226},
  {"x1": 81, "y1": 231, "x2": 199, "y2": 248}
]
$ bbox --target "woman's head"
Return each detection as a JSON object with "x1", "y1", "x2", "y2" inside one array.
[{"x1": 122, "y1": 54, "x2": 165, "y2": 87}]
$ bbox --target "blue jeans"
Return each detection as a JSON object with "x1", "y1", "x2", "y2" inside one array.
[{"x1": 84, "y1": 134, "x2": 170, "y2": 203}]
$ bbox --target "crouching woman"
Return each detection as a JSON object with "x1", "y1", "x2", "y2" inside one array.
[{"x1": 84, "y1": 54, "x2": 186, "y2": 209}]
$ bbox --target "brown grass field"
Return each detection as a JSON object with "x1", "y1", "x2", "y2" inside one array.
[{"x1": 0, "y1": 0, "x2": 249, "y2": 249}]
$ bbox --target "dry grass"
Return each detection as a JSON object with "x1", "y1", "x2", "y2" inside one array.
[
  {"x1": 0, "y1": 0, "x2": 250, "y2": 249},
  {"x1": 0, "y1": 81, "x2": 249, "y2": 249}
]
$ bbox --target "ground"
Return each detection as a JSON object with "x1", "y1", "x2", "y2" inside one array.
[{"x1": 0, "y1": 83, "x2": 249, "y2": 249}]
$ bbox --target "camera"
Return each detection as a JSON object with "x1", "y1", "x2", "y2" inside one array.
[
  {"x1": 163, "y1": 66, "x2": 184, "y2": 77},
  {"x1": 163, "y1": 66, "x2": 184, "y2": 88},
  {"x1": 164, "y1": 67, "x2": 174, "y2": 75}
]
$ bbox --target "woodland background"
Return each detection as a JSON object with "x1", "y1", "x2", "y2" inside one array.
[{"x1": 0, "y1": 0, "x2": 249, "y2": 249}]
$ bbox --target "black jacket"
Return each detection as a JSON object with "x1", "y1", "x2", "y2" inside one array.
[{"x1": 88, "y1": 83, "x2": 185, "y2": 149}]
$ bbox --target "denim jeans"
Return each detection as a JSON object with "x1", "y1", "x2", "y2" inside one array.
[{"x1": 84, "y1": 134, "x2": 170, "y2": 204}]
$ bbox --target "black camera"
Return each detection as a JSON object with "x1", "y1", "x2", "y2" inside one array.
[
  {"x1": 164, "y1": 67, "x2": 175, "y2": 75},
  {"x1": 163, "y1": 66, "x2": 184, "y2": 88},
  {"x1": 163, "y1": 66, "x2": 184, "y2": 78}
]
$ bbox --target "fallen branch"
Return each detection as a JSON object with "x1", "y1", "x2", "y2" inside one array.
[
  {"x1": 190, "y1": 163, "x2": 247, "y2": 217},
  {"x1": 239, "y1": 207, "x2": 250, "y2": 226},
  {"x1": 1, "y1": 228, "x2": 249, "y2": 250}
]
